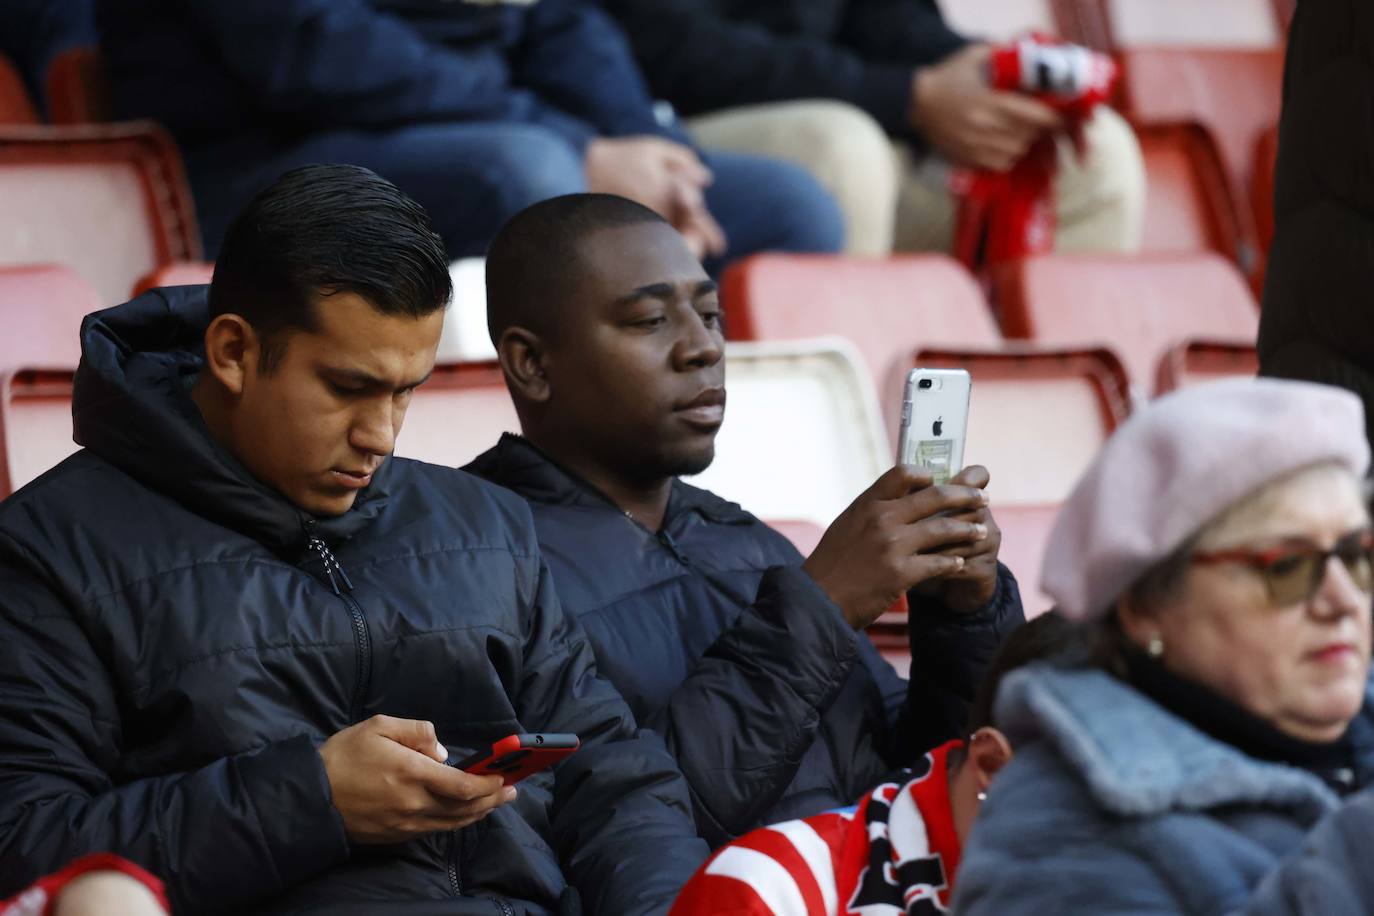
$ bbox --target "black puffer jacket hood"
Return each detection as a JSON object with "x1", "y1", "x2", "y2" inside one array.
[{"x1": 0, "y1": 288, "x2": 707, "y2": 914}]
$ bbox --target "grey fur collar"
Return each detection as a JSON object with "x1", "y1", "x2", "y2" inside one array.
[{"x1": 993, "y1": 666, "x2": 1359, "y2": 824}]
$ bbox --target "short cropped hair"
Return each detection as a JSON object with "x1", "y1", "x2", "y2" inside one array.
[
  {"x1": 209, "y1": 164, "x2": 452, "y2": 372},
  {"x1": 967, "y1": 611, "x2": 1078, "y2": 733},
  {"x1": 485, "y1": 193, "x2": 669, "y2": 347}
]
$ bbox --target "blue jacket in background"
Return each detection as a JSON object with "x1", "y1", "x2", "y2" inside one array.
[
  {"x1": 955, "y1": 664, "x2": 1374, "y2": 914},
  {"x1": 97, "y1": 0, "x2": 682, "y2": 150},
  {"x1": 466, "y1": 434, "x2": 1025, "y2": 847}
]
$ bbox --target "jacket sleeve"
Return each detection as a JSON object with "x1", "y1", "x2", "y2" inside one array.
[
  {"x1": 0, "y1": 534, "x2": 350, "y2": 912},
  {"x1": 515, "y1": 557, "x2": 709, "y2": 916},
  {"x1": 896, "y1": 563, "x2": 1025, "y2": 761},
  {"x1": 642, "y1": 565, "x2": 861, "y2": 846},
  {"x1": 602, "y1": 0, "x2": 919, "y2": 134},
  {"x1": 514, "y1": 0, "x2": 689, "y2": 144},
  {"x1": 182, "y1": 0, "x2": 597, "y2": 146},
  {"x1": 1243, "y1": 789, "x2": 1374, "y2": 916}
]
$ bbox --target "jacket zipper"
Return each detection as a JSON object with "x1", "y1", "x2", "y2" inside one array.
[
  {"x1": 305, "y1": 528, "x2": 372, "y2": 724},
  {"x1": 657, "y1": 529, "x2": 690, "y2": 566},
  {"x1": 445, "y1": 830, "x2": 462, "y2": 896}
]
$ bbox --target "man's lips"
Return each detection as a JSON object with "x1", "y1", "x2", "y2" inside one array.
[
  {"x1": 330, "y1": 468, "x2": 376, "y2": 490},
  {"x1": 674, "y1": 388, "x2": 726, "y2": 427}
]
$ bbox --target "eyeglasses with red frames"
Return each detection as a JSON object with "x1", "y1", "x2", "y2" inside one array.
[{"x1": 1192, "y1": 528, "x2": 1374, "y2": 607}]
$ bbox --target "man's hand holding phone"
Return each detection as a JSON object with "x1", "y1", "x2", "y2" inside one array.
[
  {"x1": 319, "y1": 715, "x2": 515, "y2": 845},
  {"x1": 910, "y1": 465, "x2": 1003, "y2": 613},
  {"x1": 802, "y1": 465, "x2": 991, "y2": 629}
]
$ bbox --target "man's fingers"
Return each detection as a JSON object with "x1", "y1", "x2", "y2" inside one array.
[
  {"x1": 869, "y1": 465, "x2": 936, "y2": 502},
  {"x1": 895, "y1": 483, "x2": 988, "y2": 522},
  {"x1": 950, "y1": 465, "x2": 991, "y2": 490},
  {"x1": 991, "y1": 92, "x2": 1064, "y2": 131},
  {"x1": 422, "y1": 761, "x2": 507, "y2": 803},
  {"x1": 373, "y1": 715, "x2": 446, "y2": 762},
  {"x1": 907, "y1": 517, "x2": 988, "y2": 552},
  {"x1": 902, "y1": 553, "x2": 966, "y2": 586}
]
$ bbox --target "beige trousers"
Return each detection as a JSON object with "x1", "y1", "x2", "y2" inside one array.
[{"x1": 686, "y1": 100, "x2": 1145, "y2": 258}]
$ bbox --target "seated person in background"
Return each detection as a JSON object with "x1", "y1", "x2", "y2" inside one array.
[
  {"x1": 95, "y1": 0, "x2": 844, "y2": 268},
  {"x1": 956, "y1": 378, "x2": 1374, "y2": 914},
  {"x1": 0, "y1": 166, "x2": 706, "y2": 913},
  {"x1": 670, "y1": 611, "x2": 1074, "y2": 916},
  {"x1": 603, "y1": 0, "x2": 1144, "y2": 257},
  {"x1": 2, "y1": 855, "x2": 167, "y2": 916},
  {"x1": 466, "y1": 193, "x2": 1026, "y2": 846}
]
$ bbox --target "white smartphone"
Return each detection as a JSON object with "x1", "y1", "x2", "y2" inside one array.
[{"x1": 897, "y1": 368, "x2": 972, "y2": 486}]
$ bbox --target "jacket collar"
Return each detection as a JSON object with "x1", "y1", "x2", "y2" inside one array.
[
  {"x1": 72, "y1": 286, "x2": 390, "y2": 554},
  {"x1": 465, "y1": 433, "x2": 753, "y2": 528},
  {"x1": 993, "y1": 665, "x2": 1373, "y2": 824}
]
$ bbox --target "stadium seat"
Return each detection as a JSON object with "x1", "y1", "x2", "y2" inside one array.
[
  {"x1": 1154, "y1": 339, "x2": 1258, "y2": 395},
  {"x1": 0, "y1": 264, "x2": 100, "y2": 372},
  {"x1": 45, "y1": 46, "x2": 111, "y2": 124},
  {"x1": 1134, "y1": 123, "x2": 1254, "y2": 271},
  {"x1": 1253, "y1": 125, "x2": 1279, "y2": 256},
  {"x1": 1101, "y1": 0, "x2": 1282, "y2": 48},
  {"x1": 938, "y1": 0, "x2": 1057, "y2": 41},
  {"x1": 909, "y1": 346, "x2": 1132, "y2": 611},
  {"x1": 721, "y1": 254, "x2": 1000, "y2": 442},
  {"x1": 436, "y1": 258, "x2": 498, "y2": 364},
  {"x1": 0, "y1": 367, "x2": 78, "y2": 499},
  {"x1": 392, "y1": 359, "x2": 519, "y2": 469},
  {"x1": 1118, "y1": 48, "x2": 1283, "y2": 206},
  {"x1": 0, "y1": 54, "x2": 37, "y2": 124},
  {"x1": 689, "y1": 338, "x2": 889, "y2": 530},
  {"x1": 131, "y1": 261, "x2": 215, "y2": 296},
  {"x1": 766, "y1": 519, "x2": 825, "y2": 557},
  {"x1": 993, "y1": 252, "x2": 1258, "y2": 394},
  {"x1": 0, "y1": 123, "x2": 203, "y2": 305}
]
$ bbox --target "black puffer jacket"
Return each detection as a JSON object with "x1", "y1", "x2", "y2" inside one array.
[
  {"x1": 0, "y1": 288, "x2": 707, "y2": 914},
  {"x1": 1259, "y1": 0, "x2": 1374, "y2": 446},
  {"x1": 466, "y1": 435, "x2": 1024, "y2": 847}
]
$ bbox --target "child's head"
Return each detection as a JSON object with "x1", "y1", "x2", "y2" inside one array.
[{"x1": 948, "y1": 611, "x2": 1077, "y2": 842}]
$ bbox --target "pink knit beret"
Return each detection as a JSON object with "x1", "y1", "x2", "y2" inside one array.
[{"x1": 1042, "y1": 378, "x2": 1370, "y2": 621}]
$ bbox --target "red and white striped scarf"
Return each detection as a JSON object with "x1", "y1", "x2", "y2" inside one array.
[{"x1": 671, "y1": 740, "x2": 963, "y2": 915}]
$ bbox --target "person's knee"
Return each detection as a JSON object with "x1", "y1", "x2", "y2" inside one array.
[
  {"x1": 1076, "y1": 107, "x2": 1146, "y2": 214},
  {"x1": 769, "y1": 101, "x2": 896, "y2": 193},
  {"x1": 480, "y1": 126, "x2": 587, "y2": 215}
]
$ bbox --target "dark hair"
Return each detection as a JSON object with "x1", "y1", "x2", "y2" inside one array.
[
  {"x1": 485, "y1": 193, "x2": 669, "y2": 347},
  {"x1": 209, "y1": 164, "x2": 452, "y2": 371},
  {"x1": 967, "y1": 611, "x2": 1080, "y2": 733}
]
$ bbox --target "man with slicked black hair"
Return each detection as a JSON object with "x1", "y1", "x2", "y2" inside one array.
[
  {"x1": 470, "y1": 193, "x2": 1024, "y2": 846},
  {"x1": 0, "y1": 169, "x2": 707, "y2": 914}
]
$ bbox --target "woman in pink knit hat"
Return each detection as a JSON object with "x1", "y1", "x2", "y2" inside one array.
[{"x1": 954, "y1": 377, "x2": 1374, "y2": 914}]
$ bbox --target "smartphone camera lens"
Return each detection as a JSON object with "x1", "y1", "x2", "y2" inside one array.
[
  {"x1": 534, "y1": 735, "x2": 544, "y2": 745},
  {"x1": 918, "y1": 379, "x2": 933, "y2": 389}
]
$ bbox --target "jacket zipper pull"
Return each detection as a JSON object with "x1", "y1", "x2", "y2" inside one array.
[
  {"x1": 658, "y1": 530, "x2": 690, "y2": 566},
  {"x1": 307, "y1": 534, "x2": 355, "y2": 595}
]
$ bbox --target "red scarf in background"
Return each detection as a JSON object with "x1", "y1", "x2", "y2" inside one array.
[
  {"x1": 952, "y1": 37, "x2": 1118, "y2": 270},
  {"x1": 670, "y1": 740, "x2": 963, "y2": 915}
]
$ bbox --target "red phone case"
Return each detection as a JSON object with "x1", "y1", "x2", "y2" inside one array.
[{"x1": 454, "y1": 733, "x2": 580, "y2": 785}]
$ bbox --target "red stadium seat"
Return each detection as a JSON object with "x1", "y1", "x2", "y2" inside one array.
[
  {"x1": 1154, "y1": 339, "x2": 1258, "y2": 396},
  {"x1": 46, "y1": 47, "x2": 112, "y2": 124},
  {"x1": 993, "y1": 252, "x2": 1258, "y2": 393},
  {"x1": 1099, "y1": 0, "x2": 1282, "y2": 49},
  {"x1": 909, "y1": 346, "x2": 1131, "y2": 610},
  {"x1": 767, "y1": 520, "x2": 825, "y2": 557},
  {"x1": 1252, "y1": 125, "x2": 1279, "y2": 256},
  {"x1": 721, "y1": 254, "x2": 1000, "y2": 423},
  {"x1": 392, "y1": 360, "x2": 519, "y2": 469},
  {"x1": 0, "y1": 367, "x2": 78, "y2": 499},
  {"x1": 1134, "y1": 123, "x2": 1254, "y2": 270},
  {"x1": 0, "y1": 54, "x2": 37, "y2": 124},
  {"x1": 132, "y1": 261, "x2": 215, "y2": 297},
  {"x1": 1118, "y1": 49, "x2": 1283, "y2": 208},
  {"x1": 0, "y1": 264, "x2": 101, "y2": 372},
  {"x1": 0, "y1": 123, "x2": 203, "y2": 305}
]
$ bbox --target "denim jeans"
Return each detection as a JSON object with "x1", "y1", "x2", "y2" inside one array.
[{"x1": 185, "y1": 122, "x2": 845, "y2": 268}]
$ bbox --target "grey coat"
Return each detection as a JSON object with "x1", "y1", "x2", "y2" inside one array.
[{"x1": 954, "y1": 665, "x2": 1374, "y2": 915}]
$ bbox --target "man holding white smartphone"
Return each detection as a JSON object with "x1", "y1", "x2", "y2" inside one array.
[{"x1": 467, "y1": 193, "x2": 1024, "y2": 845}]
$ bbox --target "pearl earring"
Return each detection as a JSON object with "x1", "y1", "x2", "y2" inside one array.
[
  {"x1": 977, "y1": 792, "x2": 987, "y2": 802},
  {"x1": 1147, "y1": 634, "x2": 1165, "y2": 658}
]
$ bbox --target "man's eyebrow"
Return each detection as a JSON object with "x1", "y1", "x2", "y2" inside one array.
[
  {"x1": 695, "y1": 280, "x2": 719, "y2": 298},
  {"x1": 614, "y1": 282, "x2": 677, "y2": 306},
  {"x1": 323, "y1": 366, "x2": 434, "y2": 390}
]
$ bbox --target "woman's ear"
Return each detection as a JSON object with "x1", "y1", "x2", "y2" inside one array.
[
  {"x1": 967, "y1": 726, "x2": 1013, "y2": 792},
  {"x1": 202, "y1": 314, "x2": 256, "y2": 397},
  {"x1": 497, "y1": 327, "x2": 550, "y2": 405},
  {"x1": 1115, "y1": 592, "x2": 1160, "y2": 654}
]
